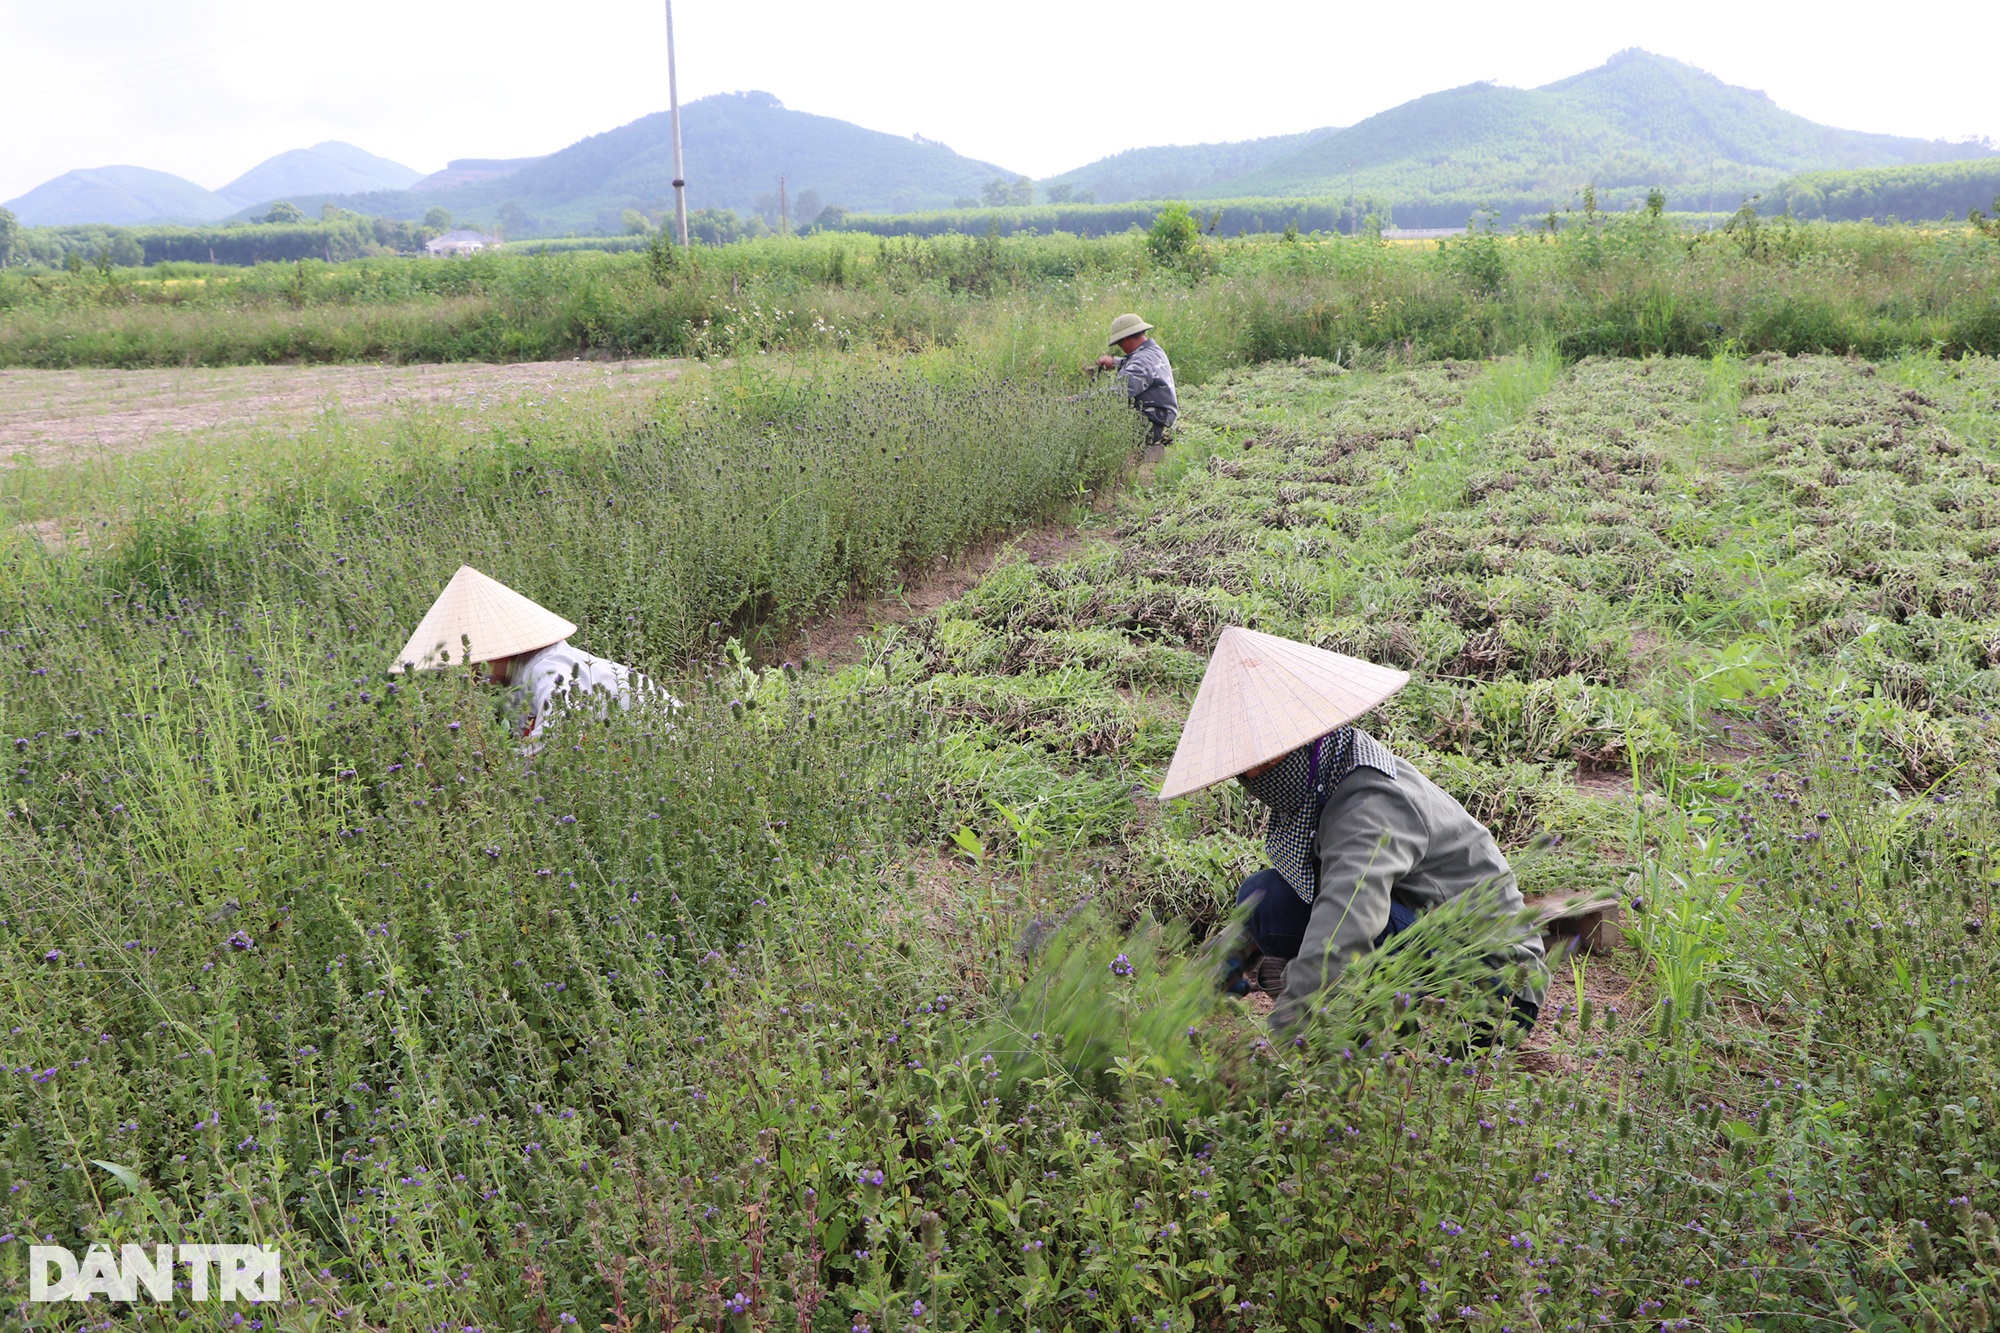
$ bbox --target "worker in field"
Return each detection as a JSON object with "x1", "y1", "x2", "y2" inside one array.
[
  {"x1": 1091, "y1": 313, "x2": 1178, "y2": 461},
  {"x1": 1159, "y1": 627, "x2": 1546, "y2": 1034},
  {"x1": 391, "y1": 565, "x2": 670, "y2": 753}
]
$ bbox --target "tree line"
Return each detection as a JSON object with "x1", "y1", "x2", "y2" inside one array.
[
  {"x1": 0, "y1": 203, "x2": 477, "y2": 269},
  {"x1": 1765, "y1": 158, "x2": 2000, "y2": 223}
]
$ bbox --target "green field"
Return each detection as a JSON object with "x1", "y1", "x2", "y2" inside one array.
[
  {"x1": 4, "y1": 227, "x2": 2000, "y2": 1329},
  {"x1": 3, "y1": 216, "x2": 1998, "y2": 375}
]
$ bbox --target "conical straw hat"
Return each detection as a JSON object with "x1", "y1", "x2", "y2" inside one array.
[
  {"x1": 1158, "y1": 626, "x2": 1409, "y2": 800},
  {"x1": 388, "y1": 565, "x2": 575, "y2": 672}
]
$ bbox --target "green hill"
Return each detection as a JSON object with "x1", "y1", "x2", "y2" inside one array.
[
  {"x1": 218, "y1": 141, "x2": 424, "y2": 210},
  {"x1": 1041, "y1": 128, "x2": 1336, "y2": 203},
  {"x1": 19, "y1": 52, "x2": 1993, "y2": 239},
  {"x1": 1200, "y1": 50, "x2": 1989, "y2": 219},
  {"x1": 1025, "y1": 50, "x2": 1991, "y2": 227},
  {"x1": 3, "y1": 165, "x2": 232, "y2": 226},
  {"x1": 291, "y1": 91, "x2": 1021, "y2": 235}
]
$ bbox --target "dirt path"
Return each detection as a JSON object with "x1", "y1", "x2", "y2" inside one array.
[
  {"x1": 0, "y1": 358, "x2": 688, "y2": 461},
  {"x1": 774, "y1": 507, "x2": 1113, "y2": 669}
]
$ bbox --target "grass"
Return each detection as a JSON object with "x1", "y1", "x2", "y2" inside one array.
[
  {"x1": 1, "y1": 217, "x2": 1997, "y2": 371},
  {"x1": 0, "y1": 361, "x2": 692, "y2": 531},
  {"x1": 4, "y1": 276, "x2": 2000, "y2": 1327}
]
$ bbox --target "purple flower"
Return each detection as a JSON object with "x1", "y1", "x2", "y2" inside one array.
[
  {"x1": 725, "y1": 1292, "x2": 750, "y2": 1316},
  {"x1": 228, "y1": 931, "x2": 255, "y2": 951},
  {"x1": 1109, "y1": 953, "x2": 1134, "y2": 977},
  {"x1": 43, "y1": 950, "x2": 61, "y2": 962}
]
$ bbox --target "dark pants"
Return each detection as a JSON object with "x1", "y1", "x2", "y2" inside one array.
[
  {"x1": 1236, "y1": 867, "x2": 1416, "y2": 957},
  {"x1": 1231, "y1": 869, "x2": 1539, "y2": 1032}
]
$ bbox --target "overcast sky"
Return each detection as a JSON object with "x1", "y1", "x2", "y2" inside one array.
[{"x1": 3, "y1": 0, "x2": 1995, "y2": 203}]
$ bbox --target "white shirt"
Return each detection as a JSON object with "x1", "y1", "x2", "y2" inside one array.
[{"x1": 504, "y1": 640, "x2": 673, "y2": 751}]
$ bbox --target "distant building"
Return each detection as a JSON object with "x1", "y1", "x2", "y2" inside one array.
[{"x1": 425, "y1": 229, "x2": 500, "y2": 256}]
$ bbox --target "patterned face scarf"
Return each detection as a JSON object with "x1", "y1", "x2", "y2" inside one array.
[{"x1": 1239, "y1": 727, "x2": 1398, "y2": 903}]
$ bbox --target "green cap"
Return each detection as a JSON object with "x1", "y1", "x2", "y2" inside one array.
[{"x1": 1106, "y1": 313, "x2": 1154, "y2": 345}]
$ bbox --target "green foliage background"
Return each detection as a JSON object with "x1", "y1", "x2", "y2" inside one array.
[{"x1": 3, "y1": 216, "x2": 1998, "y2": 372}]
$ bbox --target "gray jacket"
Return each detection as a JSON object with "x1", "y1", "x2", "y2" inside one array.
[
  {"x1": 1114, "y1": 338, "x2": 1178, "y2": 428},
  {"x1": 1272, "y1": 758, "x2": 1547, "y2": 1029}
]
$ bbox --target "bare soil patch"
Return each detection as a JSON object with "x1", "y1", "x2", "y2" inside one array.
[
  {"x1": 1515, "y1": 926, "x2": 1644, "y2": 1075},
  {"x1": 1573, "y1": 767, "x2": 1639, "y2": 800},
  {"x1": 0, "y1": 358, "x2": 687, "y2": 461},
  {"x1": 776, "y1": 513, "x2": 1104, "y2": 670}
]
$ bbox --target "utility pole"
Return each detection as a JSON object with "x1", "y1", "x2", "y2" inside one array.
[{"x1": 664, "y1": 0, "x2": 689, "y2": 247}]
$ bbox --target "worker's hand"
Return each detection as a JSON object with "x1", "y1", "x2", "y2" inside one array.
[{"x1": 1095, "y1": 354, "x2": 1119, "y2": 371}]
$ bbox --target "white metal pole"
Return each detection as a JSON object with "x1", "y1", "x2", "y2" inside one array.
[{"x1": 665, "y1": 0, "x2": 689, "y2": 247}]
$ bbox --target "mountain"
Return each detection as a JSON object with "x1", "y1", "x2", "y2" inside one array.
[
  {"x1": 17, "y1": 52, "x2": 1993, "y2": 236},
  {"x1": 218, "y1": 141, "x2": 424, "y2": 209},
  {"x1": 402, "y1": 91, "x2": 1016, "y2": 230},
  {"x1": 1042, "y1": 129, "x2": 1336, "y2": 204},
  {"x1": 6, "y1": 143, "x2": 421, "y2": 226},
  {"x1": 1191, "y1": 50, "x2": 1992, "y2": 214},
  {"x1": 3, "y1": 165, "x2": 234, "y2": 226},
  {"x1": 281, "y1": 91, "x2": 1018, "y2": 235}
]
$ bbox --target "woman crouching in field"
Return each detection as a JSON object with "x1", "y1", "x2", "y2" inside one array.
[
  {"x1": 391, "y1": 564, "x2": 672, "y2": 753},
  {"x1": 1159, "y1": 627, "x2": 1546, "y2": 1034}
]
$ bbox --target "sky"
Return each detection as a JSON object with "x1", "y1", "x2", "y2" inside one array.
[{"x1": 3, "y1": 0, "x2": 1996, "y2": 203}]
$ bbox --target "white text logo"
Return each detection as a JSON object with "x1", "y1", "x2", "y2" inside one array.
[{"x1": 27, "y1": 1244, "x2": 281, "y2": 1302}]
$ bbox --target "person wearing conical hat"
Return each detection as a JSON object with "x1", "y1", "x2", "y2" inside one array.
[
  {"x1": 1160, "y1": 627, "x2": 1546, "y2": 1032},
  {"x1": 1090, "y1": 313, "x2": 1178, "y2": 456},
  {"x1": 391, "y1": 565, "x2": 669, "y2": 754}
]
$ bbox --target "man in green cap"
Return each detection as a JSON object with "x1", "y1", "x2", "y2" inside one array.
[{"x1": 1092, "y1": 313, "x2": 1178, "y2": 457}]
